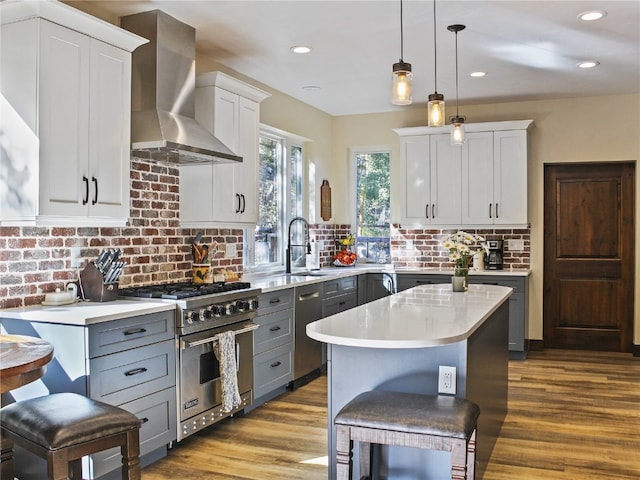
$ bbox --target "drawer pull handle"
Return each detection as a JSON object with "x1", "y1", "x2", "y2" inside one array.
[
  {"x1": 269, "y1": 325, "x2": 281, "y2": 332},
  {"x1": 140, "y1": 417, "x2": 150, "y2": 425},
  {"x1": 123, "y1": 328, "x2": 147, "y2": 336},
  {"x1": 482, "y1": 282, "x2": 499, "y2": 286},
  {"x1": 299, "y1": 292, "x2": 320, "y2": 300},
  {"x1": 416, "y1": 280, "x2": 433, "y2": 284},
  {"x1": 124, "y1": 367, "x2": 148, "y2": 377},
  {"x1": 269, "y1": 298, "x2": 281, "y2": 304},
  {"x1": 270, "y1": 361, "x2": 282, "y2": 368},
  {"x1": 339, "y1": 301, "x2": 346, "y2": 306}
]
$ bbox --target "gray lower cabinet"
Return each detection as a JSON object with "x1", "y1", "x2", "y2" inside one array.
[
  {"x1": 252, "y1": 289, "x2": 294, "y2": 405},
  {"x1": 322, "y1": 276, "x2": 358, "y2": 316},
  {"x1": 0, "y1": 310, "x2": 177, "y2": 480},
  {"x1": 396, "y1": 274, "x2": 451, "y2": 292},
  {"x1": 468, "y1": 275, "x2": 529, "y2": 359}
]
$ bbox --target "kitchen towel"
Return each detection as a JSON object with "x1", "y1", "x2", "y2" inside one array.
[{"x1": 213, "y1": 330, "x2": 242, "y2": 413}]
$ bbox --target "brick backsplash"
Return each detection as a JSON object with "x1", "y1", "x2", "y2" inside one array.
[
  {"x1": 0, "y1": 159, "x2": 244, "y2": 309},
  {"x1": 1, "y1": 158, "x2": 530, "y2": 308},
  {"x1": 391, "y1": 225, "x2": 531, "y2": 269}
]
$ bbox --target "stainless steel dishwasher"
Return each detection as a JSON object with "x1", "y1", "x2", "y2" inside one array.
[{"x1": 292, "y1": 282, "x2": 323, "y2": 389}]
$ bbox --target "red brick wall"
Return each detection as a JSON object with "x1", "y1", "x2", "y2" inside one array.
[
  {"x1": 0, "y1": 159, "x2": 530, "y2": 308},
  {"x1": 0, "y1": 159, "x2": 244, "y2": 309},
  {"x1": 391, "y1": 226, "x2": 530, "y2": 269}
]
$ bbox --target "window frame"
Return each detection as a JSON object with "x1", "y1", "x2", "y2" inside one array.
[
  {"x1": 349, "y1": 145, "x2": 392, "y2": 264},
  {"x1": 244, "y1": 125, "x2": 306, "y2": 273}
]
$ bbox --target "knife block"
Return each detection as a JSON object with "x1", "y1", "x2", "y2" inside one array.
[{"x1": 80, "y1": 263, "x2": 118, "y2": 302}]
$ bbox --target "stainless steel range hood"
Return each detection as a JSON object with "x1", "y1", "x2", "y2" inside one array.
[{"x1": 121, "y1": 10, "x2": 241, "y2": 164}]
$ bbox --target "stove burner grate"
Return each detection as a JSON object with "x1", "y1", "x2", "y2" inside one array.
[{"x1": 119, "y1": 281, "x2": 252, "y2": 300}]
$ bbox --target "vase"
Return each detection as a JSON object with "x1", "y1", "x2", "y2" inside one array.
[{"x1": 453, "y1": 266, "x2": 469, "y2": 292}]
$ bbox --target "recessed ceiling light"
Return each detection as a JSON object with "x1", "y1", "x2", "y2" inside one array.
[
  {"x1": 578, "y1": 61, "x2": 600, "y2": 69},
  {"x1": 469, "y1": 71, "x2": 487, "y2": 77},
  {"x1": 578, "y1": 10, "x2": 607, "y2": 21},
  {"x1": 290, "y1": 45, "x2": 312, "y2": 54}
]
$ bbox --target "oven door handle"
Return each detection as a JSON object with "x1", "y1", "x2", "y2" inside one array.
[{"x1": 180, "y1": 323, "x2": 259, "y2": 349}]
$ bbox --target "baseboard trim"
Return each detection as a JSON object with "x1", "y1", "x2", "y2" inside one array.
[
  {"x1": 529, "y1": 340, "x2": 639, "y2": 356},
  {"x1": 529, "y1": 339, "x2": 544, "y2": 351}
]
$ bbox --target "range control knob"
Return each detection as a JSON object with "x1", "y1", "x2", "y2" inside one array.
[
  {"x1": 227, "y1": 303, "x2": 238, "y2": 314},
  {"x1": 236, "y1": 301, "x2": 250, "y2": 311},
  {"x1": 212, "y1": 305, "x2": 226, "y2": 316},
  {"x1": 251, "y1": 299, "x2": 259, "y2": 310},
  {"x1": 185, "y1": 311, "x2": 198, "y2": 324},
  {"x1": 199, "y1": 308, "x2": 211, "y2": 321}
]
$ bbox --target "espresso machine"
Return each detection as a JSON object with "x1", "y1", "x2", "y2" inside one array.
[{"x1": 485, "y1": 240, "x2": 504, "y2": 270}]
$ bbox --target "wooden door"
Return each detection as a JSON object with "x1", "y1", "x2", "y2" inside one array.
[{"x1": 543, "y1": 162, "x2": 635, "y2": 352}]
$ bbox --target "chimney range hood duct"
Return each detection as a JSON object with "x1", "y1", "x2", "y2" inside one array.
[{"x1": 121, "y1": 10, "x2": 241, "y2": 164}]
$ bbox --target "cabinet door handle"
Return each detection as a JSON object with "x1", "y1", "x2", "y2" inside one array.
[
  {"x1": 269, "y1": 298, "x2": 281, "y2": 304},
  {"x1": 91, "y1": 177, "x2": 98, "y2": 205},
  {"x1": 270, "y1": 361, "x2": 282, "y2": 368},
  {"x1": 489, "y1": 203, "x2": 492, "y2": 218},
  {"x1": 235, "y1": 193, "x2": 241, "y2": 213},
  {"x1": 269, "y1": 325, "x2": 281, "y2": 332},
  {"x1": 495, "y1": 203, "x2": 499, "y2": 218},
  {"x1": 298, "y1": 291, "x2": 320, "y2": 300},
  {"x1": 240, "y1": 194, "x2": 246, "y2": 213},
  {"x1": 82, "y1": 176, "x2": 89, "y2": 205},
  {"x1": 140, "y1": 417, "x2": 150, "y2": 425},
  {"x1": 123, "y1": 328, "x2": 147, "y2": 336},
  {"x1": 425, "y1": 205, "x2": 429, "y2": 219},
  {"x1": 431, "y1": 204, "x2": 435, "y2": 218},
  {"x1": 124, "y1": 367, "x2": 148, "y2": 377}
]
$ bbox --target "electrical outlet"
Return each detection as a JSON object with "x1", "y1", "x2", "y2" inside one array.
[
  {"x1": 507, "y1": 239, "x2": 525, "y2": 252},
  {"x1": 70, "y1": 247, "x2": 82, "y2": 268},
  {"x1": 225, "y1": 244, "x2": 237, "y2": 258},
  {"x1": 438, "y1": 366, "x2": 457, "y2": 395}
]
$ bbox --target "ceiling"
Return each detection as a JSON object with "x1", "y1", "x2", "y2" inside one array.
[{"x1": 70, "y1": 0, "x2": 639, "y2": 116}]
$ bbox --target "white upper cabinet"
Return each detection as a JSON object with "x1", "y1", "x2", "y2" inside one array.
[
  {"x1": 181, "y1": 72, "x2": 269, "y2": 227},
  {"x1": 395, "y1": 120, "x2": 533, "y2": 228},
  {"x1": 0, "y1": 1, "x2": 146, "y2": 226}
]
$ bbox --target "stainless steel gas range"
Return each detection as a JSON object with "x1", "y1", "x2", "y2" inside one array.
[{"x1": 119, "y1": 281, "x2": 261, "y2": 440}]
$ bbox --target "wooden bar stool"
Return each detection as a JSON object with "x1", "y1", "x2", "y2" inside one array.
[
  {"x1": 335, "y1": 391, "x2": 480, "y2": 480},
  {"x1": 0, "y1": 392, "x2": 141, "y2": 480}
]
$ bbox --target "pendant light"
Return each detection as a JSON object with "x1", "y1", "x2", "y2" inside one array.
[
  {"x1": 392, "y1": 0, "x2": 412, "y2": 105},
  {"x1": 427, "y1": 0, "x2": 444, "y2": 126},
  {"x1": 448, "y1": 24, "x2": 466, "y2": 145}
]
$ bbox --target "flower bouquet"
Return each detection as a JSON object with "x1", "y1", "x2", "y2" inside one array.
[{"x1": 442, "y1": 231, "x2": 486, "y2": 290}]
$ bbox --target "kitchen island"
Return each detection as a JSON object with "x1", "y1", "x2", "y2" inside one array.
[{"x1": 307, "y1": 283, "x2": 512, "y2": 479}]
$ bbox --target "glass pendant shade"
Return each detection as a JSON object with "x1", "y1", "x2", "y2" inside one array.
[
  {"x1": 451, "y1": 116, "x2": 465, "y2": 145},
  {"x1": 428, "y1": 93, "x2": 445, "y2": 127},
  {"x1": 392, "y1": 61, "x2": 413, "y2": 105}
]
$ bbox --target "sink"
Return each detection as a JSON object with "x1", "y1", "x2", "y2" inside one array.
[{"x1": 289, "y1": 270, "x2": 328, "y2": 277}]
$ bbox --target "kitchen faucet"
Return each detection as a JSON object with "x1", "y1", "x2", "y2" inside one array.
[{"x1": 286, "y1": 217, "x2": 311, "y2": 273}]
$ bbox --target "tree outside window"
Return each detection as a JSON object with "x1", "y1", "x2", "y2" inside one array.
[{"x1": 355, "y1": 151, "x2": 390, "y2": 263}]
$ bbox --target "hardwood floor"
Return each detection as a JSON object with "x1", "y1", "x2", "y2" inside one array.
[{"x1": 142, "y1": 350, "x2": 640, "y2": 479}]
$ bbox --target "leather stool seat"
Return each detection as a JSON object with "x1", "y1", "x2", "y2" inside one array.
[
  {"x1": 335, "y1": 391, "x2": 480, "y2": 480},
  {"x1": 0, "y1": 392, "x2": 141, "y2": 480}
]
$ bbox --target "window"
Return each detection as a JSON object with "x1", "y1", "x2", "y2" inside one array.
[
  {"x1": 354, "y1": 149, "x2": 391, "y2": 263},
  {"x1": 245, "y1": 127, "x2": 303, "y2": 271}
]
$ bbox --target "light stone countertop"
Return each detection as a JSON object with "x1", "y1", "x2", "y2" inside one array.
[
  {"x1": 245, "y1": 265, "x2": 530, "y2": 293},
  {"x1": 0, "y1": 300, "x2": 176, "y2": 326},
  {"x1": 0, "y1": 266, "x2": 527, "y2": 326},
  {"x1": 306, "y1": 283, "x2": 512, "y2": 348}
]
